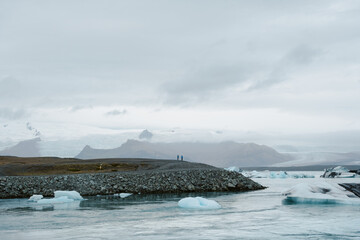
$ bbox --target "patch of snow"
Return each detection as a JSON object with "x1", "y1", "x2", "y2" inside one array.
[
  {"x1": 178, "y1": 197, "x2": 221, "y2": 210},
  {"x1": 282, "y1": 182, "x2": 360, "y2": 205},
  {"x1": 28, "y1": 195, "x2": 43, "y2": 202}
]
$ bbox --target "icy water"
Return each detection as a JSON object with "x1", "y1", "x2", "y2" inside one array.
[{"x1": 1, "y1": 172, "x2": 360, "y2": 240}]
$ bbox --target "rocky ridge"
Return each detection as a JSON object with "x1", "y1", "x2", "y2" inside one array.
[{"x1": 0, "y1": 169, "x2": 264, "y2": 199}]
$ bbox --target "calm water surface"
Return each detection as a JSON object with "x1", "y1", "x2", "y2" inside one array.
[{"x1": 1, "y1": 172, "x2": 360, "y2": 240}]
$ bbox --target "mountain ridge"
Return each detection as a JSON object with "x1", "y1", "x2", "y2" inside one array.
[{"x1": 76, "y1": 139, "x2": 291, "y2": 167}]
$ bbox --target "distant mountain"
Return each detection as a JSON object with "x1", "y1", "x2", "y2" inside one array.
[
  {"x1": 0, "y1": 137, "x2": 41, "y2": 157},
  {"x1": 139, "y1": 129, "x2": 153, "y2": 140},
  {"x1": 76, "y1": 139, "x2": 291, "y2": 167}
]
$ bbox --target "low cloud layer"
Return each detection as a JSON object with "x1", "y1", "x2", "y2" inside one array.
[{"x1": 1, "y1": 0, "x2": 360, "y2": 134}]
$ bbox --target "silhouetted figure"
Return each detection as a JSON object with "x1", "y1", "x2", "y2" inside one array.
[
  {"x1": 177, "y1": 155, "x2": 179, "y2": 160},
  {"x1": 181, "y1": 155, "x2": 183, "y2": 161}
]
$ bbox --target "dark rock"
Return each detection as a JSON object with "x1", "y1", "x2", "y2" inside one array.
[{"x1": 0, "y1": 169, "x2": 265, "y2": 199}]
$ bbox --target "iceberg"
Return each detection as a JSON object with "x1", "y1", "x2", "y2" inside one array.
[
  {"x1": 290, "y1": 173, "x2": 315, "y2": 179},
  {"x1": 113, "y1": 193, "x2": 133, "y2": 198},
  {"x1": 35, "y1": 191, "x2": 83, "y2": 204},
  {"x1": 321, "y1": 166, "x2": 356, "y2": 178},
  {"x1": 28, "y1": 195, "x2": 43, "y2": 202},
  {"x1": 242, "y1": 170, "x2": 314, "y2": 179},
  {"x1": 178, "y1": 197, "x2": 221, "y2": 210},
  {"x1": 282, "y1": 182, "x2": 360, "y2": 205},
  {"x1": 269, "y1": 171, "x2": 289, "y2": 179},
  {"x1": 37, "y1": 196, "x2": 75, "y2": 204},
  {"x1": 54, "y1": 191, "x2": 83, "y2": 200}
]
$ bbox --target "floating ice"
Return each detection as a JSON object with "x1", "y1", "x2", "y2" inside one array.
[
  {"x1": 28, "y1": 195, "x2": 43, "y2": 202},
  {"x1": 321, "y1": 166, "x2": 356, "y2": 178},
  {"x1": 113, "y1": 193, "x2": 133, "y2": 198},
  {"x1": 37, "y1": 196, "x2": 75, "y2": 204},
  {"x1": 290, "y1": 173, "x2": 315, "y2": 179},
  {"x1": 54, "y1": 191, "x2": 83, "y2": 200},
  {"x1": 282, "y1": 182, "x2": 360, "y2": 205},
  {"x1": 178, "y1": 197, "x2": 221, "y2": 210},
  {"x1": 242, "y1": 170, "x2": 314, "y2": 179},
  {"x1": 35, "y1": 191, "x2": 83, "y2": 204},
  {"x1": 269, "y1": 171, "x2": 288, "y2": 179}
]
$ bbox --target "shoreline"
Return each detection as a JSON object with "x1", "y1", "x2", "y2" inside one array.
[{"x1": 0, "y1": 168, "x2": 265, "y2": 199}]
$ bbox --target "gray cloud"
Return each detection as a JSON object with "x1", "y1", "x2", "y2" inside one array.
[
  {"x1": 69, "y1": 105, "x2": 93, "y2": 112},
  {"x1": 105, "y1": 109, "x2": 127, "y2": 116},
  {"x1": 0, "y1": 108, "x2": 28, "y2": 120},
  {"x1": 0, "y1": 0, "x2": 360, "y2": 132},
  {"x1": 249, "y1": 45, "x2": 322, "y2": 90}
]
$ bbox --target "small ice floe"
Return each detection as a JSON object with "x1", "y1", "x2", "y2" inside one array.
[
  {"x1": 282, "y1": 182, "x2": 360, "y2": 205},
  {"x1": 35, "y1": 191, "x2": 83, "y2": 204},
  {"x1": 37, "y1": 196, "x2": 76, "y2": 204},
  {"x1": 321, "y1": 166, "x2": 357, "y2": 178},
  {"x1": 28, "y1": 195, "x2": 43, "y2": 202},
  {"x1": 113, "y1": 193, "x2": 133, "y2": 198},
  {"x1": 178, "y1": 197, "x2": 221, "y2": 210},
  {"x1": 290, "y1": 173, "x2": 315, "y2": 179},
  {"x1": 54, "y1": 191, "x2": 83, "y2": 200}
]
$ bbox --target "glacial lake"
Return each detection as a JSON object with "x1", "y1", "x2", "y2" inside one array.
[{"x1": 1, "y1": 171, "x2": 360, "y2": 240}]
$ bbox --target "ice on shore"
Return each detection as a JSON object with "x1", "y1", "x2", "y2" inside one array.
[
  {"x1": 282, "y1": 182, "x2": 360, "y2": 205},
  {"x1": 178, "y1": 197, "x2": 221, "y2": 210},
  {"x1": 114, "y1": 193, "x2": 133, "y2": 198},
  {"x1": 28, "y1": 195, "x2": 43, "y2": 202}
]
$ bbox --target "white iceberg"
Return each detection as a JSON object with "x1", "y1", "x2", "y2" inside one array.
[
  {"x1": 113, "y1": 193, "x2": 133, "y2": 198},
  {"x1": 321, "y1": 166, "x2": 356, "y2": 178},
  {"x1": 282, "y1": 182, "x2": 360, "y2": 205},
  {"x1": 178, "y1": 197, "x2": 221, "y2": 210},
  {"x1": 289, "y1": 173, "x2": 315, "y2": 179},
  {"x1": 35, "y1": 191, "x2": 83, "y2": 204},
  {"x1": 37, "y1": 196, "x2": 75, "y2": 204},
  {"x1": 28, "y1": 195, "x2": 43, "y2": 202},
  {"x1": 269, "y1": 171, "x2": 289, "y2": 179},
  {"x1": 54, "y1": 191, "x2": 83, "y2": 200},
  {"x1": 242, "y1": 170, "x2": 314, "y2": 179}
]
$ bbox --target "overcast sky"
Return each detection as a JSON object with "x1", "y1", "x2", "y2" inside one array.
[{"x1": 1, "y1": 0, "x2": 360, "y2": 137}]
